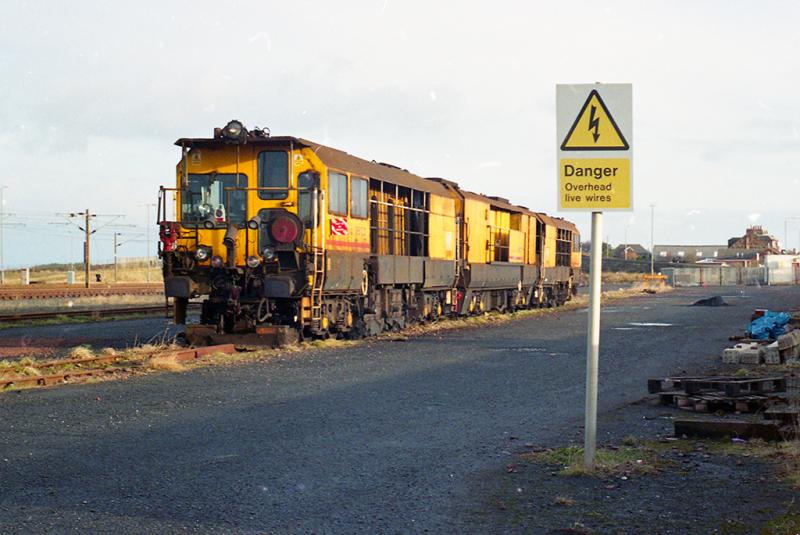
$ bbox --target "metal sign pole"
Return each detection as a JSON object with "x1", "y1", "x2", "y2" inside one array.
[{"x1": 584, "y1": 210, "x2": 603, "y2": 468}]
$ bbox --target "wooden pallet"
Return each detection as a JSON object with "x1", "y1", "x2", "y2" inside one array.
[
  {"x1": 658, "y1": 390, "x2": 783, "y2": 414},
  {"x1": 649, "y1": 376, "x2": 785, "y2": 397},
  {"x1": 674, "y1": 417, "x2": 787, "y2": 440},
  {"x1": 647, "y1": 376, "x2": 707, "y2": 394}
]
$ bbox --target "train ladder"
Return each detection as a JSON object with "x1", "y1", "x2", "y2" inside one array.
[{"x1": 310, "y1": 247, "x2": 326, "y2": 329}]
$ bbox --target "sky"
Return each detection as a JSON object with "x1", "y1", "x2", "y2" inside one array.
[{"x1": 1, "y1": 0, "x2": 799, "y2": 268}]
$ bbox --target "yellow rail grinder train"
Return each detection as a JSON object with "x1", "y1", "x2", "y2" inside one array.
[{"x1": 157, "y1": 120, "x2": 581, "y2": 343}]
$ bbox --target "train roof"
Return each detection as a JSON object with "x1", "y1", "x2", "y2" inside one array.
[
  {"x1": 175, "y1": 132, "x2": 578, "y2": 235},
  {"x1": 175, "y1": 134, "x2": 452, "y2": 196}
]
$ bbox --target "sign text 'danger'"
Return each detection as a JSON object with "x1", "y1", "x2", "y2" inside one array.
[{"x1": 559, "y1": 159, "x2": 630, "y2": 209}]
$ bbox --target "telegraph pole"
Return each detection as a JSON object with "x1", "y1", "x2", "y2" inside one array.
[
  {"x1": 784, "y1": 217, "x2": 800, "y2": 253},
  {"x1": 65, "y1": 210, "x2": 123, "y2": 287},
  {"x1": 69, "y1": 209, "x2": 96, "y2": 288},
  {"x1": 84, "y1": 209, "x2": 91, "y2": 288},
  {"x1": 113, "y1": 232, "x2": 122, "y2": 282}
]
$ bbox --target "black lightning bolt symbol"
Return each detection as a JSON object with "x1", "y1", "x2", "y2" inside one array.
[{"x1": 588, "y1": 105, "x2": 600, "y2": 143}]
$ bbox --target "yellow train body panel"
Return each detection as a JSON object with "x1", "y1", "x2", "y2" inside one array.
[
  {"x1": 543, "y1": 224, "x2": 557, "y2": 268},
  {"x1": 463, "y1": 197, "x2": 490, "y2": 264},
  {"x1": 428, "y1": 194, "x2": 456, "y2": 260},
  {"x1": 508, "y1": 230, "x2": 525, "y2": 263}
]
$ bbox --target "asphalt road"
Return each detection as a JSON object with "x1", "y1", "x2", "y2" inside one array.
[{"x1": 1, "y1": 286, "x2": 796, "y2": 534}]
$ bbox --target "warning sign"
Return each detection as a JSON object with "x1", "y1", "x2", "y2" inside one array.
[
  {"x1": 559, "y1": 159, "x2": 630, "y2": 209},
  {"x1": 556, "y1": 84, "x2": 632, "y2": 211},
  {"x1": 560, "y1": 90, "x2": 629, "y2": 151}
]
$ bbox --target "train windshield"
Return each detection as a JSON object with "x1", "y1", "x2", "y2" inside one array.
[{"x1": 181, "y1": 173, "x2": 247, "y2": 227}]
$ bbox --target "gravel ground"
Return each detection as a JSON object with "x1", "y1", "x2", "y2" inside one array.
[
  {"x1": 467, "y1": 400, "x2": 800, "y2": 534},
  {"x1": 0, "y1": 286, "x2": 797, "y2": 534},
  {"x1": 0, "y1": 316, "x2": 185, "y2": 359}
]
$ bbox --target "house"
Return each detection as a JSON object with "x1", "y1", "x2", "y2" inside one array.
[
  {"x1": 612, "y1": 244, "x2": 649, "y2": 260},
  {"x1": 728, "y1": 226, "x2": 781, "y2": 255}
]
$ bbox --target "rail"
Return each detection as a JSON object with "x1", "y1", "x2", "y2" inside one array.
[{"x1": 0, "y1": 303, "x2": 200, "y2": 323}]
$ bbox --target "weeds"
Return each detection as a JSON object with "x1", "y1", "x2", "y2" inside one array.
[
  {"x1": 67, "y1": 346, "x2": 94, "y2": 360},
  {"x1": 524, "y1": 444, "x2": 662, "y2": 477},
  {"x1": 146, "y1": 355, "x2": 185, "y2": 372},
  {"x1": 761, "y1": 508, "x2": 800, "y2": 534}
]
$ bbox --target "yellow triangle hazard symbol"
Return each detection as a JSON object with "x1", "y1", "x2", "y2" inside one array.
[{"x1": 561, "y1": 90, "x2": 629, "y2": 151}]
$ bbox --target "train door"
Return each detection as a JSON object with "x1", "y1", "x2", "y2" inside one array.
[{"x1": 535, "y1": 218, "x2": 545, "y2": 266}]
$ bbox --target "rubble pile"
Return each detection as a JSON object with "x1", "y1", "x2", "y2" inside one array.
[
  {"x1": 646, "y1": 305, "x2": 800, "y2": 441},
  {"x1": 722, "y1": 309, "x2": 800, "y2": 365}
]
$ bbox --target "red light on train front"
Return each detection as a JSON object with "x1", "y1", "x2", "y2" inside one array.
[{"x1": 270, "y1": 216, "x2": 299, "y2": 243}]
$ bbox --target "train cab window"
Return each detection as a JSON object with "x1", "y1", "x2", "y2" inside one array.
[
  {"x1": 181, "y1": 173, "x2": 247, "y2": 227},
  {"x1": 258, "y1": 151, "x2": 289, "y2": 200},
  {"x1": 329, "y1": 171, "x2": 348, "y2": 215},
  {"x1": 351, "y1": 177, "x2": 368, "y2": 218},
  {"x1": 297, "y1": 171, "x2": 319, "y2": 227}
]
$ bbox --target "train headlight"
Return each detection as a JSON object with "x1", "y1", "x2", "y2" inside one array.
[
  {"x1": 195, "y1": 246, "x2": 211, "y2": 262},
  {"x1": 221, "y1": 120, "x2": 246, "y2": 143},
  {"x1": 262, "y1": 247, "x2": 275, "y2": 260},
  {"x1": 210, "y1": 255, "x2": 224, "y2": 269},
  {"x1": 246, "y1": 255, "x2": 261, "y2": 268}
]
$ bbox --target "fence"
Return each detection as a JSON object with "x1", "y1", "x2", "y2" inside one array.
[
  {"x1": 764, "y1": 255, "x2": 800, "y2": 286},
  {"x1": 662, "y1": 266, "x2": 767, "y2": 287}
]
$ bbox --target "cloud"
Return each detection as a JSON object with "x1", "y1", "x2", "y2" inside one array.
[{"x1": 1, "y1": 0, "x2": 800, "y2": 264}]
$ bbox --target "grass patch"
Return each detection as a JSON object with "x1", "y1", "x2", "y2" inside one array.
[
  {"x1": 0, "y1": 356, "x2": 46, "y2": 376},
  {"x1": 306, "y1": 338, "x2": 359, "y2": 350},
  {"x1": 761, "y1": 509, "x2": 800, "y2": 535},
  {"x1": 524, "y1": 444, "x2": 662, "y2": 477},
  {"x1": 648, "y1": 437, "x2": 800, "y2": 489},
  {"x1": 67, "y1": 345, "x2": 94, "y2": 359},
  {"x1": 146, "y1": 355, "x2": 185, "y2": 372},
  {"x1": 602, "y1": 271, "x2": 645, "y2": 283}
]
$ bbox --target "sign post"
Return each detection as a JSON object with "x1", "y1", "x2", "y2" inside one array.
[{"x1": 556, "y1": 83, "x2": 632, "y2": 468}]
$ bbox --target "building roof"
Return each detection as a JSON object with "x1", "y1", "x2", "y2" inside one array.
[{"x1": 653, "y1": 245, "x2": 760, "y2": 261}]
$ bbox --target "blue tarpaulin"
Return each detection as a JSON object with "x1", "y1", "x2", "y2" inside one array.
[{"x1": 748, "y1": 311, "x2": 791, "y2": 340}]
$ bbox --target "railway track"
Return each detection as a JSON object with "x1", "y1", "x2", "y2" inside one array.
[
  {"x1": 0, "y1": 303, "x2": 199, "y2": 324},
  {"x1": 0, "y1": 283, "x2": 164, "y2": 300},
  {"x1": 0, "y1": 343, "x2": 235, "y2": 390}
]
